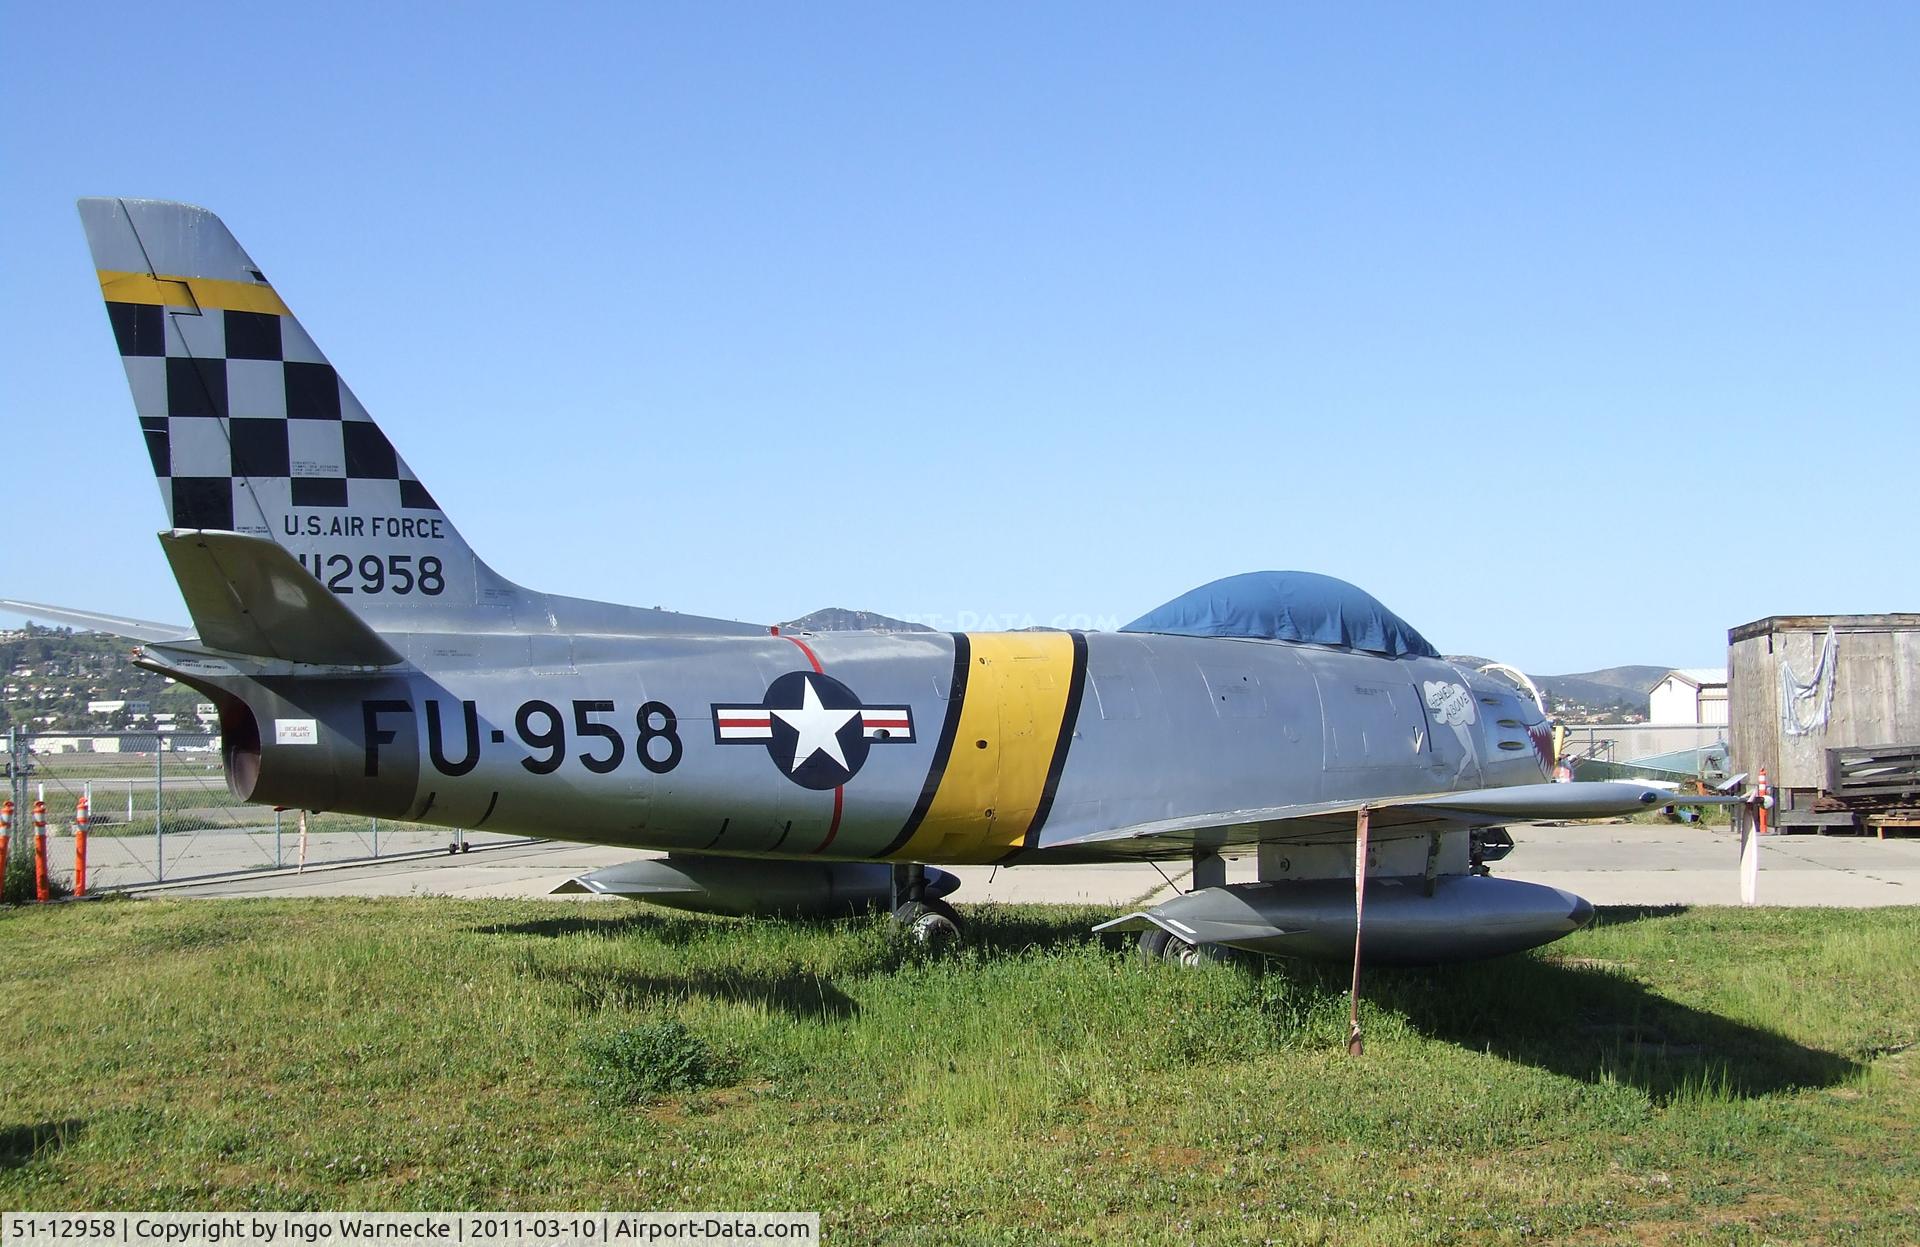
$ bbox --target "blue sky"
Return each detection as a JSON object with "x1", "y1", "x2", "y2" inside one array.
[{"x1": 3, "y1": 4, "x2": 1914, "y2": 672}]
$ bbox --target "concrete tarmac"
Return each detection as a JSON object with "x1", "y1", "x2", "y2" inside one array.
[{"x1": 136, "y1": 821, "x2": 1918, "y2": 908}]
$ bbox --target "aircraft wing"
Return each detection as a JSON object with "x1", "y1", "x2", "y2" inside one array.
[
  {"x1": 0, "y1": 598, "x2": 193, "y2": 643},
  {"x1": 1039, "y1": 781, "x2": 1739, "y2": 858}
]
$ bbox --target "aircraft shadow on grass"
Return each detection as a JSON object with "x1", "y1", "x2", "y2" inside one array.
[
  {"x1": 470, "y1": 905, "x2": 1114, "y2": 951},
  {"x1": 469, "y1": 911, "x2": 716, "y2": 945},
  {"x1": 1336, "y1": 900, "x2": 1860, "y2": 1101},
  {"x1": 534, "y1": 962, "x2": 860, "y2": 1022},
  {"x1": 0, "y1": 1119, "x2": 84, "y2": 1173},
  {"x1": 474, "y1": 903, "x2": 1857, "y2": 1097},
  {"x1": 476, "y1": 906, "x2": 1111, "y2": 1022},
  {"x1": 1365, "y1": 956, "x2": 1861, "y2": 1102},
  {"x1": 1590, "y1": 903, "x2": 1693, "y2": 925}
]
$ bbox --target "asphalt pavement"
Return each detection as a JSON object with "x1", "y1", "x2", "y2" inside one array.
[{"x1": 125, "y1": 821, "x2": 1918, "y2": 908}]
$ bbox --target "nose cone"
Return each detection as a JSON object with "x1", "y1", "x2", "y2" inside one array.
[{"x1": 1567, "y1": 893, "x2": 1595, "y2": 930}]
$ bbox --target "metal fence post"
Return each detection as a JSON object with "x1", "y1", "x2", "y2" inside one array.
[
  {"x1": 275, "y1": 807, "x2": 283, "y2": 870},
  {"x1": 8, "y1": 728, "x2": 19, "y2": 854},
  {"x1": 4, "y1": 728, "x2": 13, "y2": 866},
  {"x1": 372, "y1": 815, "x2": 380, "y2": 858},
  {"x1": 154, "y1": 738, "x2": 165, "y2": 881}
]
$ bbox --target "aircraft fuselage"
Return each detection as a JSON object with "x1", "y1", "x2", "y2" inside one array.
[{"x1": 147, "y1": 627, "x2": 1553, "y2": 866}]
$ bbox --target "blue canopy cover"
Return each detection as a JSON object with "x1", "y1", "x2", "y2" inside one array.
[{"x1": 1120, "y1": 570, "x2": 1439, "y2": 658}]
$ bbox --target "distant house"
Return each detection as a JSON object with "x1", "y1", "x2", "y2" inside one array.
[
  {"x1": 86, "y1": 699, "x2": 151, "y2": 716},
  {"x1": 1649, "y1": 668, "x2": 1729, "y2": 726},
  {"x1": 31, "y1": 736, "x2": 122, "y2": 754}
]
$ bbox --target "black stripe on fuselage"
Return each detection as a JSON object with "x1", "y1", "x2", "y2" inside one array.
[
  {"x1": 1006, "y1": 629, "x2": 1089, "y2": 862},
  {"x1": 877, "y1": 632, "x2": 971, "y2": 858}
]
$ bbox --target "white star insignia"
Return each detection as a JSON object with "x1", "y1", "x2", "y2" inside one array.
[{"x1": 773, "y1": 676, "x2": 858, "y2": 774}]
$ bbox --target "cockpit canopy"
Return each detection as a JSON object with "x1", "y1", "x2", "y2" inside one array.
[{"x1": 1120, "y1": 570, "x2": 1439, "y2": 659}]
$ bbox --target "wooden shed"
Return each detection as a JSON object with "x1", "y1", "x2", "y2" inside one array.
[{"x1": 1727, "y1": 614, "x2": 1920, "y2": 832}]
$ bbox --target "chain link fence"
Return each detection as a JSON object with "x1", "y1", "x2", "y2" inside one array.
[
  {"x1": 1558, "y1": 723, "x2": 1731, "y2": 783},
  {"x1": 2, "y1": 728, "x2": 538, "y2": 891}
]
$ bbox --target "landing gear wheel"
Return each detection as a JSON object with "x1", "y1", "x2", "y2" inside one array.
[
  {"x1": 1161, "y1": 934, "x2": 1236, "y2": 968},
  {"x1": 891, "y1": 898, "x2": 962, "y2": 950},
  {"x1": 1138, "y1": 927, "x2": 1172, "y2": 962}
]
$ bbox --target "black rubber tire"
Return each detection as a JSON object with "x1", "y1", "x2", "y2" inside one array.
[
  {"x1": 1163, "y1": 935, "x2": 1237, "y2": 967},
  {"x1": 891, "y1": 900, "x2": 961, "y2": 950},
  {"x1": 1138, "y1": 927, "x2": 1173, "y2": 962}
]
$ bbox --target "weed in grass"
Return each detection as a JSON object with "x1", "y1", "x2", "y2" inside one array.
[
  {"x1": 579, "y1": 1017, "x2": 727, "y2": 1106},
  {"x1": 3, "y1": 850, "x2": 71, "y2": 905}
]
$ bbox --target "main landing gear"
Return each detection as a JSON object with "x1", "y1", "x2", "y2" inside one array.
[
  {"x1": 1138, "y1": 847, "x2": 1233, "y2": 965},
  {"x1": 1136, "y1": 926, "x2": 1234, "y2": 966},
  {"x1": 889, "y1": 862, "x2": 962, "y2": 949}
]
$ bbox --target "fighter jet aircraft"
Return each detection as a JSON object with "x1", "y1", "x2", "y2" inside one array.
[{"x1": 14, "y1": 199, "x2": 1721, "y2": 993}]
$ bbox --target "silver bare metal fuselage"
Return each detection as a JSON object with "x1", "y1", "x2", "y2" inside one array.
[{"x1": 146, "y1": 626, "x2": 1551, "y2": 867}]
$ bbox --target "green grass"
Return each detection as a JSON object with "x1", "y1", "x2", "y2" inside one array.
[{"x1": 0, "y1": 899, "x2": 1915, "y2": 1245}]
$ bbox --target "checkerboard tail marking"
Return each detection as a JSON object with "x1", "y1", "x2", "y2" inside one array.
[{"x1": 78, "y1": 197, "x2": 484, "y2": 617}]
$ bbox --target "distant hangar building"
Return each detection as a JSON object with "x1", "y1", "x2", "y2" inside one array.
[{"x1": 1649, "y1": 668, "x2": 1729, "y2": 725}]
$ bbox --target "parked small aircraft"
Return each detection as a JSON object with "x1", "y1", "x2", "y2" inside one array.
[{"x1": 12, "y1": 201, "x2": 1723, "y2": 1019}]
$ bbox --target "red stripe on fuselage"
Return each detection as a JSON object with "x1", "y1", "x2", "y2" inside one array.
[
  {"x1": 784, "y1": 635, "x2": 824, "y2": 674},
  {"x1": 812, "y1": 785, "x2": 845, "y2": 854},
  {"x1": 784, "y1": 634, "x2": 837, "y2": 852}
]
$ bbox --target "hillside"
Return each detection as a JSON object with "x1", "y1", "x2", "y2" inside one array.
[
  {"x1": 780, "y1": 608, "x2": 934, "y2": 633},
  {"x1": 1446, "y1": 655, "x2": 1665, "y2": 716},
  {"x1": 1559, "y1": 664, "x2": 1671, "y2": 694},
  {"x1": 1539, "y1": 666, "x2": 1668, "y2": 715},
  {"x1": 0, "y1": 625, "x2": 208, "y2": 734}
]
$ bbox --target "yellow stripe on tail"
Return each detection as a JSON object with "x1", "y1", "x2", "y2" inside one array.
[{"x1": 97, "y1": 270, "x2": 290, "y2": 317}]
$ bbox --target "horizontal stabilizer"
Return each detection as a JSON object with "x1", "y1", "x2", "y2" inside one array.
[
  {"x1": 158, "y1": 529, "x2": 403, "y2": 666},
  {"x1": 0, "y1": 599, "x2": 192, "y2": 643}
]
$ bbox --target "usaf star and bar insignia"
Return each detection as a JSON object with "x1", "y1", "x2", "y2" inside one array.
[{"x1": 712, "y1": 671, "x2": 915, "y2": 790}]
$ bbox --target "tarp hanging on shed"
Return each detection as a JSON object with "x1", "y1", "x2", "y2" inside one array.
[{"x1": 1120, "y1": 570, "x2": 1440, "y2": 658}]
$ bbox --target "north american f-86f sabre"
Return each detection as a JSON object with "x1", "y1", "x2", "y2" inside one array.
[{"x1": 13, "y1": 199, "x2": 1721, "y2": 987}]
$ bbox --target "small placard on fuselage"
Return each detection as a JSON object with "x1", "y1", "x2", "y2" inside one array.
[{"x1": 275, "y1": 718, "x2": 319, "y2": 745}]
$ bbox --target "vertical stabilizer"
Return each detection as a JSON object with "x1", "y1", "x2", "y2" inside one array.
[{"x1": 77, "y1": 197, "x2": 760, "y2": 639}]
